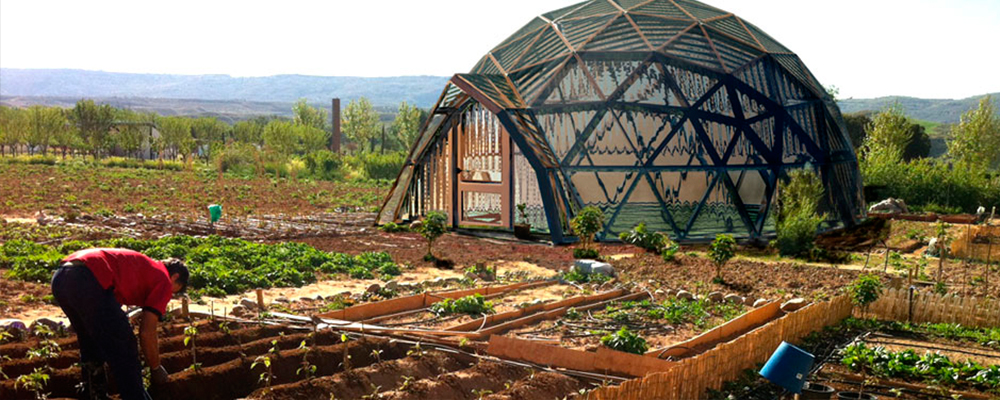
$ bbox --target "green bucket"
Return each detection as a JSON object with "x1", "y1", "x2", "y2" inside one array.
[{"x1": 208, "y1": 204, "x2": 222, "y2": 223}]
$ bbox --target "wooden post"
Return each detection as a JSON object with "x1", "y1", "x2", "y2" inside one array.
[
  {"x1": 256, "y1": 288, "x2": 265, "y2": 319},
  {"x1": 181, "y1": 296, "x2": 190, "y2": 320},
  {"x1": 331, "y1": 98, "x2": 341, "y2": 153}
]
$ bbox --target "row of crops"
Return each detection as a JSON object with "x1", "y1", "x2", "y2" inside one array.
[{"x1": 0, "y1": 236, "x2": 400, "y2": 297}]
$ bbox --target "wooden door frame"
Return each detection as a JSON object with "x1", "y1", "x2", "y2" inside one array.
[{"x1": 451, "y1": 107, "x2": 513, "y2": 229}]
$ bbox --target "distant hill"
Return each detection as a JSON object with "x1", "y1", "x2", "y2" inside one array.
[
  {"x1": 0, "y1": 68, "x2": 450, "y2": 108},
  {"x1": 1, "y1": 68, "x2": 996, "y2": 125},
  {"x1": 837, "y1": 93, "x2": 999, "y2": 124}
]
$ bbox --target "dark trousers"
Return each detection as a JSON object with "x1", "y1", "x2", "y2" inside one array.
[{"x1": 51, "y1": 265, "x2": 151, "y2": 400}]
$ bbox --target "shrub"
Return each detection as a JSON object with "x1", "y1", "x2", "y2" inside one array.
[
  {"x1": 359, "y1": 151, "x2": 405, "y2": 180},
  {"x1": 600, "y1": 327, "x2": 648, "y2": 355},
  {"x1": 707, "y1": 234, "x2": 736, "y2": 279},
  {"x1": 661, "y1": 243, "x2": 680, "y2": 262},
  {"x1": 618, "y1": 223, "x2": 668, "y2": 253},
  {"x1": 303, "y1": 150, "x2": 344, "y2": 181},
  {"x1": 379, "y1": 263, "x2": 401, "y2": 277},
  {"x1": 416, "y1": 211, "x2": 448, "y2": 261},
  {"x1": 776, "y1": 169, "x2": 824, "y2": 258},
  {"x1": 571, "y1": 206, "x2": 604, "y2": 256},
  {"x1": 379, "y1": 222, "x2": 407, "y2": 233},
  {"x1": 851, "y1": 273, "x2": 883, "y2": 318},
  {"x1": 572, "y1": 247, "x2": 599, "y2": 259}
]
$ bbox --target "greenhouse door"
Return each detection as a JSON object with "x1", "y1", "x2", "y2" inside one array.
[{"x1": 453, "y1": 104, "x2": 511, "y2": 229}]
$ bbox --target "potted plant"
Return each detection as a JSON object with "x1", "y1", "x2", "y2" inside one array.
[{"x1": 514, "y1": 203, "x2": 532, "y2": 239}]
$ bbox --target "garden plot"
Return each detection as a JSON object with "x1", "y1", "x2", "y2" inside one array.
[
  {"x1": 0, "y1": 317, "x2": 587, "y2": 400},
  {"x1": 368, "y1": 281, "x2": 573, "y2": 330},
  {"x1": 505, "y1": 296, "x2": 748, "y2": 352}
]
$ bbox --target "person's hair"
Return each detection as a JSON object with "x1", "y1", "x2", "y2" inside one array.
[{"x1": 162, "y1": 258, "x2": 189, "y2": 292}]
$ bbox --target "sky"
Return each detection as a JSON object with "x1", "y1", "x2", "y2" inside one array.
[{"x1": 1, "y1": 0, "x2": 998, "y2": 99}]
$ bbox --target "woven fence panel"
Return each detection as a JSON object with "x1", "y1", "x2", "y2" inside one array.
[
  {"x1": 585, "y1": 295, "x2": 852, "y2": 399},
  {"x1": 863, "y1": 287, "x2": 1000, "y2": 328}
]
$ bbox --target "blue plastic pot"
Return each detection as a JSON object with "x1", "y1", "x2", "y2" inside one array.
[{"x1": 759, "y1": 341, "x2": 814, "y2": 394}]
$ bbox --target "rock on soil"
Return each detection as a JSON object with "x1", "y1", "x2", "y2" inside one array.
[
  {"x1": 707, "y1": 291, "x2": 724, "y2": 302},
  {"x1": 676, "y1": 290, "x2": 694, "y2": 300},
  {"x1": 724, "y1": 294, "x2": 744, "y2": 304},
  {"x1": 781, "y1": 298, "x2": 808, "y2": 312},
  {"x1": 572, "y1": 259, "x2": 615, "y2": 276},
  {"x1": 753, "y1": 299, "x2": 769, "y2": 308}
]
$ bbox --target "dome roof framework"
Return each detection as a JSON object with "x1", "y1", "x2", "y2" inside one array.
[{"x1": 378, "y1": 0, "x2": 864, "y2": 243}]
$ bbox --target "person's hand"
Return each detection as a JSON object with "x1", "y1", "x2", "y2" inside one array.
[{"x1": 151, "y1": 365, "x2": 169, "y2": 386}]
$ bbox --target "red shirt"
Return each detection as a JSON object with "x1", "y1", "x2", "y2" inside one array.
[{"x1": 63, "y1": 248, "x2": 173, "y2": 316}]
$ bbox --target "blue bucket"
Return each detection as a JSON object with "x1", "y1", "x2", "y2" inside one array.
[{"x1": 759, "y1": 341, "x2": 814, "y2": 394}]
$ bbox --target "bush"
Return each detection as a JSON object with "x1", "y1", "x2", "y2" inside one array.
[
  {"x1": 416, "y1": 211, "x2": 448, "y2": 261},
  {"x1": 619, "y1": 223, "x2": 669, "y2": 253},
  {"x1": 661, "y1": 243, "x2": 680, "y2": 262},
  {"x1": 572, "y1": 247, "x2": 599, "y2": 259},
  {"x1": 776, "y1": 169, "x2": 824, "y2": 258},
  {"x1": 707, "y1": 234, "x2": 736, "y2": 279},
  {"x1": 571, "y1": 206, "x2": 604, "y2": 256},
  {"x1": 358, "y1": 151, "x2": 405, "y2": 180},
  {"x1": 379, "y1": 222, "x2": 407, "y2": 233},
  {"x1": 303, "y1": 150, "x2": 344, "y2": 181},
  {"x1": 600, "y1": 327, "x2": 648, "y2": 355},
  {"x1": 851, "y1": 273, "x2": 883, "y2": 317}
]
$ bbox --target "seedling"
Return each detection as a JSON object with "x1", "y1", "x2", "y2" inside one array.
[
  {"x1": 472, "y1": 389, "x2": 494, "y2": 399},
  {"x1": 406, "y1": 343, "x2": 427, "y2": 359},
  {"x1": 15, "y1": 368, "x2": 50, "y2": 400},
  {"x1": 429, "y1": 294, "x2": 495, "y2": 316},
  {"x1": 370, "y1": 348, "x2": 384, "y2": 366},
  {"x1": 296, "y1": 335, "x2": 316, "y2": 380},
  {"x1": 251, "y1": 339, "x2": 279, "y2": 390},
  {"x1": 360, "y1": 383, "x2": 382, "y2": 399},
  {"x1": 340, "y1": 333, "x2": 352, "y2": 371},
  {"x1": 219, "y1": 321, "x2": 246, "y2": 362},
  {"x1": 183, "y1": 325, "x2": 201, "y2": 371},
  {"x1": 398, "y1": 375, "x2": 416, "y2": 392}
]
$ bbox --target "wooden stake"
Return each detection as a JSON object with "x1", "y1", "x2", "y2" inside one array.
[
  {"x1": 181, "y1": 296, "x2": 190, "y2": 320},
  {"x1": 256, "y1": 288, "x2": 265, "y2": 314}
]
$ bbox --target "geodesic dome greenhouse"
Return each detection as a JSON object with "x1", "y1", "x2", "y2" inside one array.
[{"x1": 377, "y1": 0, "x2": 864, "y2": 243}]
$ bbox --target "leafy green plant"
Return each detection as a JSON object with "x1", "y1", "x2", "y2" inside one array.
[
  {"x1": 561, "y1": 268, "x2": 610, "y2": 284},
  {"x1": 15, "y1": 368, "x2": 50, "y2": 400},
  {"x1": 850, "y1": 273, "x2": 883, "y2": 318},
  {"x1": 296, "y1": 334, "x2": 316, "y2": 380},
  {"x1": 840, "y1": 341, "x2": 1000, "y2": 391},
  {"x1": 661, "y1": 242, "x2": 680, "y2": 262},
  {"x1": 776, "y1": 169, "x2": 825, "y2": 258},
  {"x1": 416, "y1": 211, "x2": 448, "y2": 261},
  {"x1": 252, "y1": 339, "x2": 280, "y2": 391},
  {"x1": 618, "y1": 223, "x2": 668, "y2": 253},
  {"x1": 379, "y1": 221, "x2": 407, "y2": 233},
  {"x1": 708, "y1": 234, "x2": 736, "y2": 279},
  {"x1": 571, "y1": 206, "x2": 604, "y2": 258},
  {"x1": 429, "y1": 294, "x2": 495, "y2": 316},
  {"x1": 600, "y1": 327, "x2": 648, "y2": 355}
]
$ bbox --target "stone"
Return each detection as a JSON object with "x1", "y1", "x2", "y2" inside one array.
[
  {"x1": 868, "y1": 198, "x2": 909, "y2": 214},
  {"x1": 665, "y1": 289, "x2": 677, "y2": 297},
  {"x1": 239, "y1": 298, "x2": 259, "y2": 310},
  {"x1": 230, "y1": 305, "x2": 248, "y2": 317},
  {"x1": 676, "y1": 290, "x2": 694, "y2": 300},
  {"x1": 443, "y1": 277, "x2": 462, "y2": 284},
  {"x1": 465, "y1": 271, "x2": 480, "y2": 281},
  {"x1": 743, "y1": 296, "x2": 757, "y2": 306},
  {"x1": 926, "y1": 237, "x2": 946, "y2": 257},
  {"x1": 315, "y1": 295, "x2": 325, "y2": 301},
  {"x1": 384, "y1": 280, "x2": 399, "y2": 292},
  {"x1": 724, "y1": 294, "x2": 744, "y2": 304},
  {"x1": 299, "y1": 297, "x2": 315, "y2": 302},
  {"x1": 781, "y1": 298, "x2": 808, "y2": 312},
  {"x1": 654, "y1": 289, "x2": 665, "y2": 296},
  {"x1": 274, "y1": 297, "x2": 289, "y2": 303},
  {"x1": 336, "y1": 291, "x2": 353, "y2": 299},
  {"x1": 572, "y1": 259, "x2": 615, "y2": 277},
  {"x1": 752, "y1": 299, "x2": 769, "y2": 308},
  {"x1": 409, "y1": 220, "x2": 424, "y2": 231},
  {"x1": 707, "y1": 291, "x2": 724, "y2": 303},
  {"x1": 366, "y1": 283, "x2": 382, "y2": 293},
  {"x1": 0, "y1": 319, "x2": 28, "y2": 331}
]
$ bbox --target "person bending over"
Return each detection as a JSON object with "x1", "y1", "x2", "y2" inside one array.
[{"x1": 51, "y1": 248, "x2": 188, "y2": 400}]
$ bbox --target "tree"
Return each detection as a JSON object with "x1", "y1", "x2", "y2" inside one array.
[
  {"x1": 391, "y1": 102, "x2": 423, "y2": 150},
  {"x1": 70, "y1": 100, "x2": 116, "y2": 159},
  {"x1": 416, "y1": 211, "x2": 448, "y2": 261},
  {"x1": 158, "y1": 116, "x2": 194, "y2": 161},
  {"x1": 947, "y1": 95, "x2": 1000, "y2": 169},
  {"x1": 0, "y1": 106, "x2": 28, "y2": 156},
  {"x1": 26, "y1": 106, "x2": 67, "y2": 155},
  {"x1": 50, "y1": 109, "x2": 80, "y2": 158},
  {"x1": 262, "y1": 120, "x2": 297, "y2": 158},
  {"x1": 191, "y1": 117, "x2": 229, "y2": 158},
  {"x1": 708, "y1": 234, "x2": 736, "y2": 280},
  {"x1": 850, "y1": 273, "x2": 883, "y2": 318},
  {"x1": 902, "y1": 122, "x2": 931, "y2": 161},
  {"x1": 232, "y1": 119, "x2": 265, "y2": 145},
  {"x1": 860, "y1": 104, "x2": 910, "y2": 186},
  {"x1": 296, "y1": 125, "x2": 329, "y2": 154},
  {"x1": 292, "y1": 99, "x2": 328, "y2": 131},
  {"x1": 342, "y1": 97, "x2": 380, "y2": 152},
  {"x1": 842, "y1": 112, "x2": 871, "y2": 150},
  {"x1": 570, "y1": 206, "x2": 605, "y2": 258}
]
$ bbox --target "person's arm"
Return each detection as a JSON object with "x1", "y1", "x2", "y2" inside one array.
[{"x1": 139, "y1": 310, "x2": 161, "y2": 368}]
